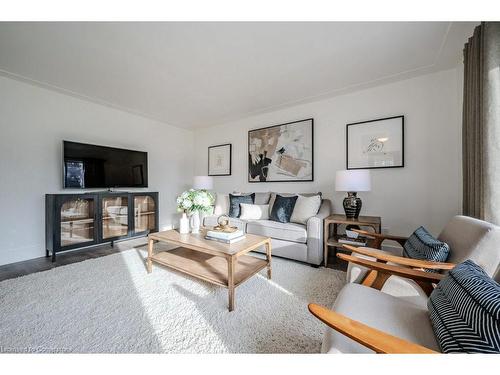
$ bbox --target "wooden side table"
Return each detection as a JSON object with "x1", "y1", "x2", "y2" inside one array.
[{"x1": 323, "y1": 214, "x2": 381, "y2": 267}]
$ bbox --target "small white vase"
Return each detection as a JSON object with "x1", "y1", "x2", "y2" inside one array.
[
  {"x1": 190, "y1": 211, "x2": 201, "y2": 233},
  {"x1": 179, "y1": 212, "x2": 190, "y2": 234}
]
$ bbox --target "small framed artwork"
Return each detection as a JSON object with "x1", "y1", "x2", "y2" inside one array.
[
  {"x1": 208, "y1": 144, "x2": 232, "y2": 176},
  {"x1": 248, "y1": 118, "x2": 314, "y2": 182},
  {"x1": 346, "y1": 115, "x2": 404, "y2": 170}
]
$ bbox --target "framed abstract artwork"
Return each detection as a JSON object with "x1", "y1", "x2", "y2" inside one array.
[
  {"x1": 346, "y1": 115, "x2": 404, "y2": 170},
  {"x1": 208, "y1": 143, "x2": 232, "y2": 176},
  {"x1": 248, "y1": 118, "x2": 314, "y2": 182}
]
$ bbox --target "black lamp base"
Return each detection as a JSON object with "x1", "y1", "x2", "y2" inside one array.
[{"x1": 343, "y1": 192, "x2": 362, "y2": 219}]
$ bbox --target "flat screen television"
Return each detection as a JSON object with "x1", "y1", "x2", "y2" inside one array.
[{"x1": 63, "y1": 141, "x2": 148, "y2": 188}]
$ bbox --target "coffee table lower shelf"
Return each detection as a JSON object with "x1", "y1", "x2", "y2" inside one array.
[
  {"x1": 148, "y1": 246, "x2": 271, "y2": 311},
  {"x1": 150, "y1": 247, "x2": 268, "y2": 287}
]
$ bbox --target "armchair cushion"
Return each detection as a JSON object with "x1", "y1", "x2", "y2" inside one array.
[
  {"x1": 403, "y1": 226, "x2": 450, "y2": 267},
  {"x1": 428, "y1": 260, "x2": 500, "y2": 353},
  {"x1": 322, "y1": 283, "x2": 439, "y2": 353},
  {"x1": 438, "y1": 215, "x2": 500, "y2": 282}
]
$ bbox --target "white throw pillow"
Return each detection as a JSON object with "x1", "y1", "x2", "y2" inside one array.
[
  {"x1": 239, "y1": 203, "x2": 270, "y2": 220},
  {"x1": 290, "y1": 195, "x2": 322, "y2": 224}
]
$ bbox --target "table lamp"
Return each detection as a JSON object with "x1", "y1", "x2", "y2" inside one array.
[
  {"x1": 193, "y1": 176, "x2": 214, "y2": 190},
  {"x1": 335, "y1": 170, "x2": 371, "y2": 219}
]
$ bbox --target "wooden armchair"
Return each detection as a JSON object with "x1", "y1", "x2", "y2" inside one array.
[{"x1": 309, "y1": 259, "x2": 445, "y2": 354}]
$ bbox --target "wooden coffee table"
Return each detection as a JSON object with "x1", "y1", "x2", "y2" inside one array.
[{"x1": 147, "y1": 229, "x2": 272, "y2": 311}]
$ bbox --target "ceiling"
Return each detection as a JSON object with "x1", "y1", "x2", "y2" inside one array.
[{"x1": 0, "y1": 22, "x2": 476, "y2": 129}]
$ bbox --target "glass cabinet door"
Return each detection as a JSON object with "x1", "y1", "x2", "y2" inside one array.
[
  {"x1": 134, "y1": 195, "x2": 156, "y2": 234},
  {"x1": 102, "y1": 196, "x2": 129, "y2": 239},
  {"x1": 60, "y1": 198, "x2": 95, "y2": 247}
]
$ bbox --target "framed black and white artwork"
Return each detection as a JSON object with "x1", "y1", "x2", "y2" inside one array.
[
  {"x1": 208, "y1": 144, "x2": 232, "y2": 176},
  {"x1": 248, "y1": 118, "x2": 314, "y2": 182},
  {"x1": 346, "y1": 115, "x2": 404, "y2": 170}
]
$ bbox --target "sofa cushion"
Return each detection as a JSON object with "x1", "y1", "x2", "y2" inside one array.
[
  {"x1": 228, "y1": 193, "x2": 255, "y2": 218},
  {"x1": 428, "y1": 260, "x2": 500, "y2": 353},
  {"x1": 322, "y1": 283, "x2": 439, "y2": 353},
  {"x1": 239, "y1": 203, "x2": 269, "y2": 220},
  {"x1": 270, "y1": 194, "x2": 298, "y2": 223},
  {"x1": 290, "y1": 194, "x2": 322, "y2": 224},
  {"x1": 246, "y1": 220, "x2": 307, "y2": 244},
  {"x1": 403, "y1": 226, "x2": 450, "y2": 266}
]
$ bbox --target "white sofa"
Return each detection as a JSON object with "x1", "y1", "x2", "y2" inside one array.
[{"x1": 203, "y1": 192, "x2": 332, "y2": 266}]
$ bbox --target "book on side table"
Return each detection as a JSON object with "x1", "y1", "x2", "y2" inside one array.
[
  {"x1": 337, "y1": 235, "x2": 367, "y2": 246},
  {"x1": 205, "y1": 229, "x2": 246, "y2": 244}
]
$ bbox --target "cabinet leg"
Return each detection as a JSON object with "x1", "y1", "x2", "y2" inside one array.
[
  {"x1": 111, "y1": 241, "x2": 114, "y2": 248},
  {"x1": 51, "y1": 251, "x2": 56, "y2": 263},
  {"x1": 45, "y1": 249, "x2": 49, "y2": 258}
]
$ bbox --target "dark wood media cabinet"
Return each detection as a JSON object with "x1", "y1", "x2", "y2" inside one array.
[{"x1": 46, "y1": 191, "x2": 159, "y2": 261}]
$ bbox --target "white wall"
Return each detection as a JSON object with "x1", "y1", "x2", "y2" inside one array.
[
  {"x1": 194, "y1": 68, "x2": 463, "y2": 236},
  {"x1": 0, "y1": 67, "x2": 463, "y2": 266},
  {"x1": 0, "y1": 76, "x2": 194, "y2": 266}
]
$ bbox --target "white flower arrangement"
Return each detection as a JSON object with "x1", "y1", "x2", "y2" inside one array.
[{"x1": 176, "y1": 189, "x2": 214, "y2": 214}]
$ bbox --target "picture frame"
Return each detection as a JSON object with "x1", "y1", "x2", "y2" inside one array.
[
  {"x1": 346, "y1": 115, "x2": 404, "y2": 170},
  {"x1": 208, "y1": 143, "x2": 232, "y2": 176},
  {"x1": 248, "y1": 118, "x2": 314, "y2": 182}
]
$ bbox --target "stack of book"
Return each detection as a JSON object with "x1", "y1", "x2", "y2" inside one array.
[
  {"x1": 337, "y1": 234, "x2": 367, "y2": 246},
  {"x1": 205, "y1": 229, "x2": 245, "y2": 244}
]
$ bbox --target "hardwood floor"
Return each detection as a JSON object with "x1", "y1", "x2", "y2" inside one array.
[
  {"x1": 0, "y1": 238, "x2": 347, "y2": 282},
  {"x1": 0, "y1": 238, "x2": 148, "y2": 282}
]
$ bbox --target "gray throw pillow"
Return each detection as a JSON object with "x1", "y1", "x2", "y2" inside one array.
[
  {"x1": 228, "y1": 193, "x2": 255, "y2": 218},
  {"x1": 403, "y1": 226, "x2": 450, "y2": 270}
]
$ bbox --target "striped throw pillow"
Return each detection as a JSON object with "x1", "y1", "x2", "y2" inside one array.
[
  {"x1": 428, "y1": 260, "x2": 500, "y2": 353},
  {"x1": 403, "y1": 226, "x2": 450, "y2": 264}
]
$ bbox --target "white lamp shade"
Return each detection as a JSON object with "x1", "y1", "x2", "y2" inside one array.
[
  {"x1": 193, "y1": 176, "x2": 214, "y2": 190},
  {"x1": 335, "y1": 170, "x2": 371, "y2": 192}
]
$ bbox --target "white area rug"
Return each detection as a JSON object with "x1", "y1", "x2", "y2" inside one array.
[{"x1": 0, "y1": 246, "x2": 345, "y2": 353}]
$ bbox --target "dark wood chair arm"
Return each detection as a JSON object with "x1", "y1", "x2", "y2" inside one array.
[
  {"x1": 308, "y1": 303, "x2": 438, "y2": 354},
  {"x1": 352, "y1": 229, "x2": 408, "y2": 242},
  {"x1": 342, "y1": 244, "x2": 456, "y2": 271},
  {"x1": 337, "y1": 253, "x2": 445, "y2": 284},
  {"x1": 351, "y1": 229, "x2": 408, "y2": 248}
]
